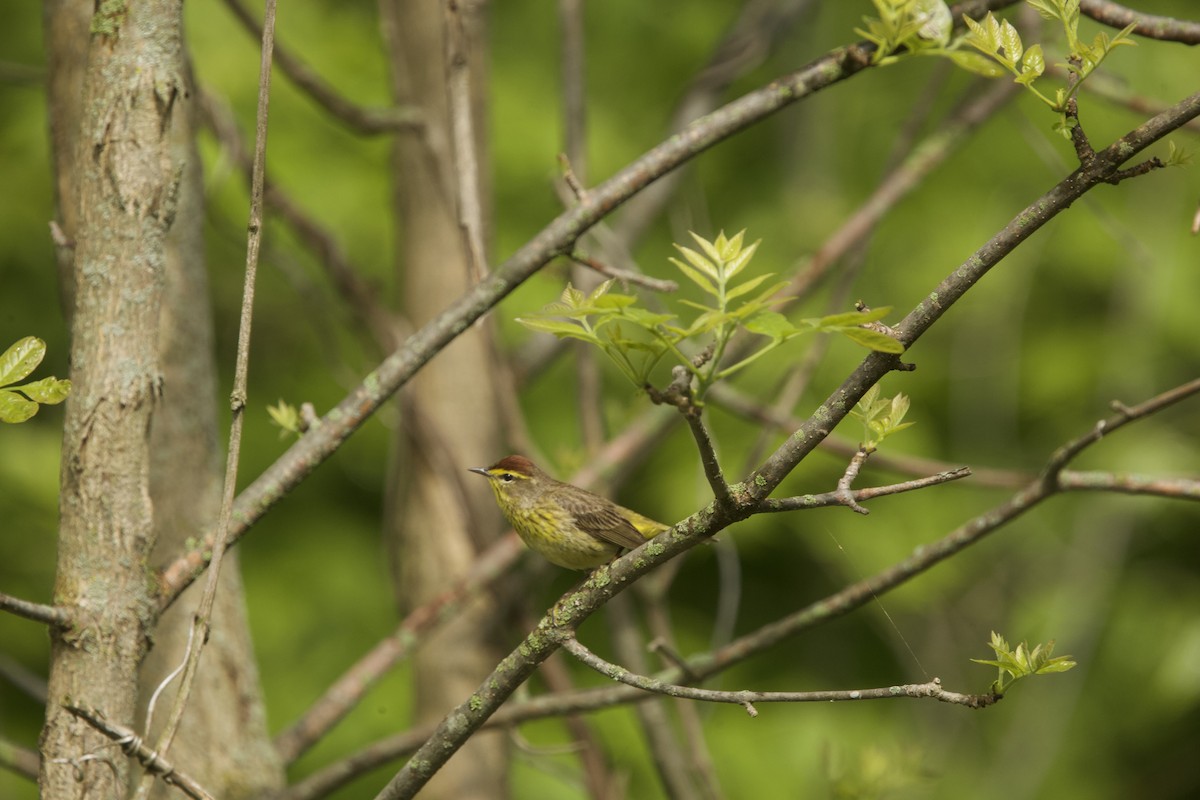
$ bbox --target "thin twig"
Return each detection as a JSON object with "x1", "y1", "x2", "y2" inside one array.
[
  {"x1": 442, "y1": 0, "x2": 488, "y2": 281},
  {"x1": 563, "y1": 636, "x2": 1000, "y2": 711},
  {"x1": 1040, "y1": 377, "x2": 1200, "y2": 485},
  {"x1": 197, "y1": 89, "x2": 402, "y2": 352},
  {"x1": 567, "y1": 251, "x2": 679, "y2": 292},
  {"x1": 607, "y1": 595, "x2": 700, "y2": 798},
  {"x1": 759, "y1": 467, "x2": 973, "y2": 513},
  {"x1": 0, "y1": 736, "x2": 40, "y2": 780},
  {"x1": 273, "y1": 534, "x2": 523, "y2": 763},
  {"x1": 219, "y1": 0, "x2": 424, "y2": 133},
  {"x1": 710, "y1": 382, "x2": 1028, "y2": 488},
  {"x1": 131, "y1": 6, "x2": 277, "y2": 798},
  {"x1": 63, "y1": 705, "x2": 215, "y2": 800},
  {"x1": 0, "y1": 592, "x2": 71, "y2": 628}
]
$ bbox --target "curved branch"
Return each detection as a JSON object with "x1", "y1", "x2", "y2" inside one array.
[{"x1": 1079, "y1": 0, "x2": 1200, "y2": 46}]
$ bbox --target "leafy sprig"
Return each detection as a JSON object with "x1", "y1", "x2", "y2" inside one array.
[
  {"x1": 0, "y1": 337, "x2": 71, "y2": 424},
  {"x1": 972, "y1": 631, "x2": 1077, "y2": 696},
  {"x1": 518, "y1": 231, "x2": 903, "y2": 401},
  {"x1": 849, "y1": 384, "x2": 914, "y2": 451},
  {"x1": 858, "y1": 0, "x2": 1138, "y2": 137}
]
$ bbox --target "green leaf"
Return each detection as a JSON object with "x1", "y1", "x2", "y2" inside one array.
[
  {"x1": 590, "y1": 293, "x2": 639, "y2": 311},
  {"x1": 0, "y1": 336, "x2": 46, "y2": 388},
  {"x1": 516, "y1": 317, "x2": 599, "y2": 343},
  {"x1": 1025, "y1": 0, "x2": 1060, "y2": 22},
  {"x1": 839, "y1": 326, "x2": 905, "y2": 353},
  {"x1": 942, "y1": 49, "x2": 1008, "y2": 78},
  {"x1": 678, "y1": 242, "x2": 720, "y2": 280},
  {"x1": 817, "y1": 306, "x2": 893, "y2": 328},
  {"x1": 587, "y1": 279, "x2": 615, "y2": 301},
  {"x1": 0, "y1": 388, "x2": 39, "y2": 423},
  {"x1": 723, "y1": 238, "x2": 760, "y2": 280},
  {"x1": 743, "y1": 311, "x2": 795, "y2": 342},
  {"x1": 998, "y1": 18, "x2": 1022, "y2": 63},
  {"x1": 724, "y1": 272, "x2": 776, "y2": 302},
  {"x1": 560, "y1": 283, "x2": 586, "y2": 308},
  {"x1": 914, "y1": 0, "x2": 952, "y2": 45},
  {"x1": 267, "y1": 400, "x2": 302, "y2": 436},
  {"x1": 669, "y1": 257, "x2": 719, "y2": 296},
  {"x1": 18, "y1": 377, "x2": 71, "y2": 404},
  {"x1": 621, "y1": 307, "x2": 677, "y2": 328},
  {"x1": 689, "y1": 232, "x2": 724, "y2": 267}
]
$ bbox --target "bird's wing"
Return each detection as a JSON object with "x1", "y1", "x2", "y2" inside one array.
[{"x1": 562, "y1": 497, "x2": 647, "y2": 550}]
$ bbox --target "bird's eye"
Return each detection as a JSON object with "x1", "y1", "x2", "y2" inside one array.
[{"x1": 500, "y1": 473, "x2": 515, "y2": 482}]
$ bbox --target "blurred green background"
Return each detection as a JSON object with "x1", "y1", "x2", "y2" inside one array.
[{"x1": 2, "y1": 1, "x2": 1199, "y2": 798}]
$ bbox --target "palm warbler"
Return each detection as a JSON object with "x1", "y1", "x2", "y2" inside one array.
[{"x1": 469, "y1": 455, "x2": 667, "y2": 570}]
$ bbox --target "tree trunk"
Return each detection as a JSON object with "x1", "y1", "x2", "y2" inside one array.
[
  {"x1": 41, "y1": 2, "x2": 283, "y2": 797},
  {"x1": 40, "y1": 2, "x2": 181, "y2": 795},
  {"x1": 381, "y1": 1, "x2": 509, "y2": 797}
]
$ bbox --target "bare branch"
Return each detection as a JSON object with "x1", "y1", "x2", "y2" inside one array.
[
  {"x1": 0, "y1": 591, "x2": 71, "y2": 628},
  {"x1": 1079, "y1": 0, "x2": 1200, "y2": 46},
  {"x1": 273, "y1": 535, "x2": 523, "y2": 764},
  {"x1": 759, "y1": 467, "x2": 972, "y2": 512},
  {"x1": 219, "y1": 0, "x2": 424, "y2": 133},
  {"x1": 1058, "y1": 471, "x2": 1200, "y2": 500},
  {"x1": 62, "y1": 705, "x2": 215, "y2": 800},
  {"x1": 567, "y1": 251, "x2": 679, "y2": 293},
  {"x1": 563, "y1": 636, "x2": 1000, "y2": 710},
  {"x1": 0, "y1": 736, "x2": 39, "y2": 780},
  {"x1": 442, "y1": 0, "x2": 488, "y2": 280},
  {"x1": 156, "y1": 24, "x2": 890, "y2": 610}
]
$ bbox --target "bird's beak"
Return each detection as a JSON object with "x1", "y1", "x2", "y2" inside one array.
[{"x1": 468, "y1": 466, "x2": 489, "y2": 477}]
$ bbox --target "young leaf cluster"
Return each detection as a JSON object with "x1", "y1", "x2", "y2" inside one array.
[
  {"x1": 971, "y1": 631, "x2": 1076, "y2": 696},
  {"x1": 849, "y1": 384, "x2": 914, "y2": 451},
  {"x1": 961, "y1": 0, "x2": 1136, "y2": 134},
  {"x1": 267, "y1": 399, "x2": 302, "y2": 438},
  {"x1": 858, "y1": 0, "x2": 1137, "y2": 136},
  {"x1": 0, "y1": 336, "x2": 71, "y2": 424},
  {"x1": 518, "y1": 231, "x2": 903, "y2": 401}
]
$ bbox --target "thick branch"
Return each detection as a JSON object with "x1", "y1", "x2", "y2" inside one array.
[
  {"x1": 157, "y1": 22, "x2": 884, "y2": 610},
  {"x1": 1079, "y1": 0, "x2": 1200, "y2": 46},
  {"x1": 746, "y1": 90, "x2": 1200, "y2": 503}
]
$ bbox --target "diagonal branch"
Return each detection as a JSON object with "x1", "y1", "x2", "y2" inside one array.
[
  {"x1": 1079, "y1": 0, "x2": 1200, "y2": 46},
  {"x1": 220, "y1": 0, "x2": 424, "y2": 133},
  {"x1": 63, "y1": 705, "x2": 215, "y2": 800},
  {"x1": 563, "y1": 635, "x2": 1001, "y2": 712},
  {"x1": 370, "y1": 88, "x2": 1200, "y2": 795},
  {"x1": 155, "y1": 19, "x2": 889, "y2": 610}
]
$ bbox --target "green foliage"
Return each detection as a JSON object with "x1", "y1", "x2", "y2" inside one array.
[
  {"x1": 858, "y1": 0, "x2": 1137, "y2": 136},
  {"x1": 267, "y1": 399, "x2": 302, "y2": 438},
  {"x1": 0, "y1": 337, "x2": 70, "y2": 424},
  {"x1": 972, "y1": 631, "x2": 1076, "y2": 696},
  {"x1": 1165, "y1": 140, "x2": 1192, "y2": 167},
  {"x1": 849, "y1": 384, "x2": 914, "y2": 451},
  {"x1": 518, "y1": 231, "x2": 903, "y2": 402}
]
